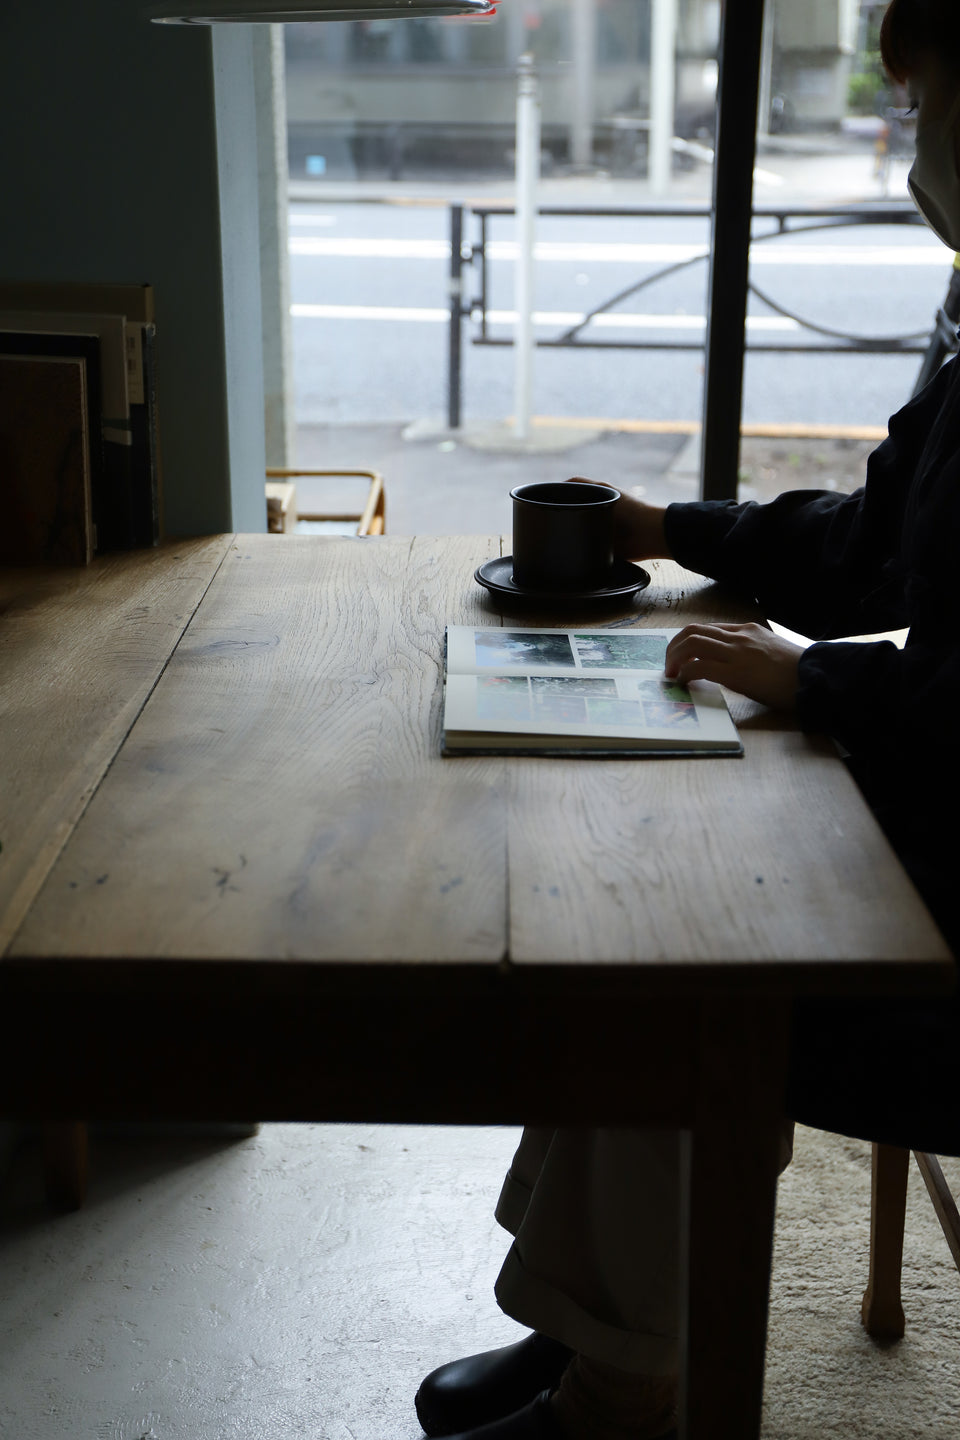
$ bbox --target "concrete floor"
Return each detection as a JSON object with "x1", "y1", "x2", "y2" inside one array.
[
  {"x1": 1, "y1": 1123, "x2": 957, "y2": 1439},
  {"x1": 0, "y1": 1124, "x2": 523, "y2": 1440}
]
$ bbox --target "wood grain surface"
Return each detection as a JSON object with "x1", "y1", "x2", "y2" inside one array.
[
  {"x1": 7, "y1": 536, "x2": 952, "y2": 986},
  {"x1": 11, "y1": 535, "x2": 504, "y2": 963},
  {"x1": 490, "y1": 555, "x2": 949, "y2": 975},
  {"x1": 0, "y1": 537, "x2": 231, "y2": 954}
]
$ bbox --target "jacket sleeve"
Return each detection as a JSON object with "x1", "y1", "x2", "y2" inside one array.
[
  {"x1": 663, "y1": 358, "x2": 960, "y2": 770},
  {"x1": 794, "y1": 624, "x2": 960, "y2": 940},
  {"x1": 795, "y1": 632, "x2": 960, "y2": 755},
  {"x1": 662, "y1": 358, "x2": 957, "y2": 641}
]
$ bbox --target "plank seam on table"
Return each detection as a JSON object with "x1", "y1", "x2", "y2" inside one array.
[
  {"x1": 122, "y1": 533, "x2": 237, "y2": 697},
  {"x1": 79, "y1": 532, "x2": 237, "y2": 791},
  {"x1": 1, "y1": 535, "x2": 237, "y2": 959}
]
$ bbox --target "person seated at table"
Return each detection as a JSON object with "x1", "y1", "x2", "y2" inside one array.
[{"x1": 411, "y1": 5, "x2": 960, "y2": 1440}]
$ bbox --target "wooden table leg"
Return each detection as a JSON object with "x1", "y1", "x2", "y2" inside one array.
[
  {"x1": 679, "y1": 998, "x2": 790, "y2": 1440},
  {"x1": 861, "y1": 1142, "x2": 909, "y2": 1340},
  {"x1": 42, "y1": 1121, "x2": 89, "y2": 1210}
]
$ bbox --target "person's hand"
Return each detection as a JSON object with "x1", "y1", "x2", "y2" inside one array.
[
  {"x1": 567, "y1": 477, "x2": 670, "y2": 560},
  {"x1": 664, "y1": 623, "x2": 803, "y2": 710}
]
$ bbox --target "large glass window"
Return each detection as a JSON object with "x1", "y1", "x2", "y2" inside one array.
[{"x1": 282, "y1": 0, "x2": 956, "y2": 532}]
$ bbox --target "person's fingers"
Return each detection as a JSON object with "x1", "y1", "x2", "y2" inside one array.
[
  {"x1": 669, "y1": 623, "x2": 753, "y2": 643},
  {"x1": 665, "y1": 622, "x2": 802, "y2": 708},
  {"x1": 564, "y1": 478, "x2": 671, "y2": 561},
  {"x1": 664, "y1": 623, "x2": 746, "y2": 675},
  {"x1": 664, "y1": 632, "x2": 738, "y2": 684}
]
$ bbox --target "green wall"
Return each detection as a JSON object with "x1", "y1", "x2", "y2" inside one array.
[{"x1": 0, "y1": 1, "x2": 266, "y2": 535}]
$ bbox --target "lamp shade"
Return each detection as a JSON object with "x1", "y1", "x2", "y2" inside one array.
[{"x1": 148, "y1": 0, "x2": 495, "y2": 21}]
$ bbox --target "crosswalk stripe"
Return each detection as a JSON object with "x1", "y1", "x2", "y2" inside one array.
[
  {"x1": 290, "y1": 303, "x2": 799, "y2": 330},
  {"x1": 289, "y1": 236, "x2": 949, "y2": 266}
]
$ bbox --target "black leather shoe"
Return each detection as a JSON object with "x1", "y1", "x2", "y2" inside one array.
[
  {"x1": 415, "y1": 1334, "x2": 574, "y2": 1438},
  {"x1": 425, "y1": 1390, "x2": 563, "y2": 1440},
  {"x1": 420, "y1": 1388, "x2": 678, "y2": 1440}
]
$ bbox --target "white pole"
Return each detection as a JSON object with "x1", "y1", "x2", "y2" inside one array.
[
  {"x1": 253, "y1": 25, "x2": 295, "y2": 468},
  {"x1": 649, "y1": 0, "x2": 677, "y2": 195},
  {"x1": 514, "y1": 53, "x2": 540, "y2": 441},
  {"x1": 757, "y1": 0, "x2": 775, "y2": 139},
  {"x1": 571, "y1": 0, "x2": 596, "y2": 170}
]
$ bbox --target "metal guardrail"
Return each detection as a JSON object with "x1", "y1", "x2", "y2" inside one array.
[{"x1": 446, "y1": 200, "x2": 960, "y2": 431}]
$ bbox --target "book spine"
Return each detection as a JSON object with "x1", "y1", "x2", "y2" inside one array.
[{"x1": 95, "y1": 438, "x2": 136, "y2": 553}]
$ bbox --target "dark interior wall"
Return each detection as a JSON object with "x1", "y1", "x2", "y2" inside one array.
[{"x1": 0, "y1": 0, "x2": 266, "y2": 535}]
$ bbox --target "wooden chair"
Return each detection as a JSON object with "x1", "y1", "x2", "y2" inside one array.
[
  {"x1": 265, "y1": 479, "x2": 298, "y2": 534},
  {"x1": 266, "y1": 467, "x2": 386, "y2": 536},
  {"x1": 862, "y1": 1143, "x2": 960, "y2": 1339},
  {"x1": 787, "y1": 982, "x2": 960, "y2": 1344}
]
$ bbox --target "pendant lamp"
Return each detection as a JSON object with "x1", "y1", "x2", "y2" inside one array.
[{"x1": 148, "y1": 0, "x2": 496, "y2": 22}]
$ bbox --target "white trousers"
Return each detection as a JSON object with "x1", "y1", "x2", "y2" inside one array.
[{"x1": 493, "y1": 1125, "x2": 794, "y2": 1376}]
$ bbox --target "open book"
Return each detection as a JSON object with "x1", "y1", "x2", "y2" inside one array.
[{"x1": 442, "y1": 626, "x2": 743, "y2": 756}]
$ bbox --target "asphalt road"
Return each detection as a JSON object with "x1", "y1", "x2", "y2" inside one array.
[{"x1": 289, "y1": 196, "x2": 955, "y2": 432}]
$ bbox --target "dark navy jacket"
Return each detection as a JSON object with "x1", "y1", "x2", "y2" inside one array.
[{"x1": 663, "y1": 358, "x2": 960, "y2": 1151}]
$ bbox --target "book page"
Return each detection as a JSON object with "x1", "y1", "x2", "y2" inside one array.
[
  {"x1": 443, "y1": 628, "x2": 741, "y2": 749},
  {"x1": 445, "y1": 625, "x2": 675, "y2": 678}
]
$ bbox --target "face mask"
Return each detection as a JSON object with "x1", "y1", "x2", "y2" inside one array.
[{"x1": 908, "y1": 89, "x2": 960, "y2": 250}]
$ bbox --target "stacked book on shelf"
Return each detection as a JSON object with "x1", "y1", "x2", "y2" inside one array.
[{"x1": 0, "y1": 280, "x2": 160, "y2": 565}]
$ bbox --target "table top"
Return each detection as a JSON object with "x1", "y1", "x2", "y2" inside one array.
[
  {"x1": 1, "y1": 533, "x2": 952, "y2": 1123},
  {"x1": 1, "y1": 534, "x2": 951, "y2": 992}
]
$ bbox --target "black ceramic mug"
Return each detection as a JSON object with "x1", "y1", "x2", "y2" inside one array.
[{"x1": 510, "y1": 480, "x2": 621, "y2": 592}]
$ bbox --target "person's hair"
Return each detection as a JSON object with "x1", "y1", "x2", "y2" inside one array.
[{"x1": 880, "y1": 0, "x2": 960, "y2": 83}]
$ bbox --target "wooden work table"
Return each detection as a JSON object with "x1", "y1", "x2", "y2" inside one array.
[{"x1": 0, "y1": 534, "x2": 953, "y2": 1440}]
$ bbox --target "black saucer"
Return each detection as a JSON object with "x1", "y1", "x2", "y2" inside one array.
[{"x1": 475, "y1": 555, "x2": 651, "y2": 604}]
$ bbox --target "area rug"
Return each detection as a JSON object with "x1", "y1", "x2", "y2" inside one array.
[{"x1": 762, "y1": 1125, "x2": 959, "y2": 1438}]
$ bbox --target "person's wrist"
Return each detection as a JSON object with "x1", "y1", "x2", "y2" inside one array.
[
  {"x1": 644, "y1": 504, "x2": 668, "y2": 557},
  {"x1": 621, "y1": 500, "x2": 669, "y2": 560}
]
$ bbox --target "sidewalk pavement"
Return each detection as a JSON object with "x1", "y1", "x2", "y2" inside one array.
[
  {"x1": 289, "y1": 136, "x2": 914, "y2": 212},
  {"x1": 293, "y1": 421, "x2": 875, "y2": 537}
]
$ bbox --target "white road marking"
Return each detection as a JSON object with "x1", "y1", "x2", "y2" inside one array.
[
  {"x1": 290, "y1": 303, "x2": 799, "y2": 331},
  {"x1": 291, "y1": 237, "x2": 450, "y2": 259},
  {"x1": 293, "y1": 303, "x2": 448, "y2": 321},
  {"x1": 289, "y1": 236, "x2": 949, "y2": 266}
]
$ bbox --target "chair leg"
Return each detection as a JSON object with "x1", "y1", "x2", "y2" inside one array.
[
  {"x1": 861, "y1": 1141, "x2": 909, "y2": 1339},
  {"x1": 42, "y1": 1122, "x2": 88, "y2": 1211},
  {"x1": 915, "y1": 1151, "x2": 960, "y2": 1271}
]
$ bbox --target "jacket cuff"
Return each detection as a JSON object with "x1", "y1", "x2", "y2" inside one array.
[{"x1": 663, "y1": 500, "x2": 752, "y2": 577}]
